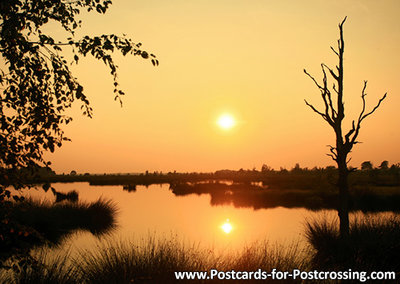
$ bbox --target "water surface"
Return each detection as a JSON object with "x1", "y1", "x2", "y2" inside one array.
[{"x1": 26, "y1": 182, "x2": 336, "y2": 253}]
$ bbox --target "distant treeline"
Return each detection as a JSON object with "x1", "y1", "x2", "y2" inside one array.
[{"x1": 29, "y1": 162, "x2": 400, "y2": 190}]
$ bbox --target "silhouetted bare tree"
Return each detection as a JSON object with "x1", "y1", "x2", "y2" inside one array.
[{"x1": 304, "y1": 17, "x2": 387, "y2": 237}]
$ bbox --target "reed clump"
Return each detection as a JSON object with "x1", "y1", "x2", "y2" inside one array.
[
  {"x1": 305, "y1": 213, "x2": 400, "y2": 273},
  {"x1": 1, "y1": 251, "x2": 78, "y2": 284},
  {"x1": 2, "y1": 236, "x2": 306, "y2": 283},
  {"x1": 7, "y1": 198, "x2": 117, "y2": 244},
  {"x1": 77, "y1": 237, "x2": 306, "y2": 283}
]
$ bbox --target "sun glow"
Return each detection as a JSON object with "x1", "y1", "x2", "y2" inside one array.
[
  {"x1": 217, "y1": 114, "x2": 236, "y2": 130},
  {"x1": 221, "y1": 219, "x2": 233, "y2": 234}
]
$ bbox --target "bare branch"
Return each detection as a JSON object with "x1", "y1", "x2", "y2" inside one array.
[
  {"x1": 320, "y1": 65, "x2": 333, "y2": 119},
  {"x1": 349, "y1": 81, "x2": 387, "y2": 145},
  {"x1": 322, "y1": 63, "x2": 338, "y2": 81},
  {"x1": 304, "y1": 99, "x2": 326, "y2": 119},
  {"x1": 357, "y1": 81, "x2": 369, "y2": 123},
  {"x1": 332, "y1": 83, "x2": 339, "y2": 95},
  {"x1": 337, "y1": 40, "x2": 341, "y2": 52},
  {"x1": 360, "y1": 92, "x2": 387, "y2": 122},
  {"x1": 327, "y1": 153, "x2": 337, "y2": 161},
  {"x1": 304, "y1": 67, "x2": 336, "y2": 125},
  {"x1": 320, "y1": 64, "x2": 338, "y2": 119},
  {"x1": 338, "y1": 17, "x2": 347, "y2": 51},
  {"x1": 304, "y1": 69, "x2": 324, "y2": 90},
  {"x1": 326, "y1": 144, "x2": 338, "y2": 161},
  {"x1": 330, "y1": 46, "x2": 339, "y2": 56},
  {"x1": 344, "y1": 120, "x2": 355, "y2": 145},
  {"x1": 340, "y1": 16, "x2": 348, "y2": 27}
]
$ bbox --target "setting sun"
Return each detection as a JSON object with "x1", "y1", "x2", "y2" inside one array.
[
  {"x1": 217, "y1": 114, "x2": 236, "y2": 130},
  {"x1": 221, "y1": 219, "x2": 233, "y2": 234}
]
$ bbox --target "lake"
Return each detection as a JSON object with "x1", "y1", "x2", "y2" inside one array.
[{"x1": 22, "y1": 182, "x2": 386, "y2": 255}]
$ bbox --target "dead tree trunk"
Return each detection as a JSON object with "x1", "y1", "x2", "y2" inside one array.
[
  {"x1": 337, "y1": 152, "x2": 350, "y2": 236},
  {"x1": 304, "y1": 17, "x2": 386, "y2": 238}
]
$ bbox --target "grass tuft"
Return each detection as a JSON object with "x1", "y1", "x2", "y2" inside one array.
[
  {"x1": 305, "y1": 213, "x2": 400, "y2": 272},
  {"x1": 0, "y1": 250, "x2": 78, "y2": 284},
  {"x1": 76, "y1": 236, "x2": 306, "y2": 283},
  {"x1": 8, "y1": 198, "x2": 117, "y2": 244}
]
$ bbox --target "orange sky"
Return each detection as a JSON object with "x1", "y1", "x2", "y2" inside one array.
[{"x1": 45, "y1": 0, "x2": 400, "y2": 174}]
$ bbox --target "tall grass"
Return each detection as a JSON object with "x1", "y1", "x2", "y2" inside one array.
[
  {"x1": 2, "y1": 236, "x2": 307, "y2": 283},
  {"x1": 79, "y1": 237, "x2": 307, "y2": 283},
  {"x1": 78, "y1": 236, "x2": 210, "y2": 283},
  {"x1": 0, "y1": 195, "x2": 118, "y2": 264},
  {"x1": 10, "y1": 198, "x2": 117, "y2": 243},
  {"x1": 305, "y1": 213, "x2": 400, "y2": 273},
  {"x1": 1, "y1": 250, "x2": 78, "y2": 284},
  {"x1": 1, "y1": 197, "x2": 118, "y2": 277}
]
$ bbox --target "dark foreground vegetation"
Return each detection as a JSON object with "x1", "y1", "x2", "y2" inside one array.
[
  {"x1": 1, "y1": 236, "x2": 306, "y2": 283},
  {"x1": 12, "y1": 198, "x2": 117, "y2": 240},
  {"x1": 1, "y1": 215, "x2": 400, "y2": 283},
  {"x1": 0, "y1": 198, "x2": 117, "y2": 266},
  {"x1": 305, "y1": 214, "x2": 400, "y2": 274}
]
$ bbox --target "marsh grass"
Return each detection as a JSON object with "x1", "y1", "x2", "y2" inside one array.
[
  {"x1": 2, "y1": 236, "x2": 307, "y2": 283},
  {"x1": 1, "y1": 250, "x2": 78, "y2": 284},
  {"x1": 305, "y1": 213, "x2": 400, "y2": 272},
  {"x1": 8, "y1": 198, "x2": 117, "y2": 246},
  {"x1": 78, "y1": 237, "x2": 307, "y2": 283},
  {"x1": 77, "y1": 235, "x2": 211, "y2": 283}
]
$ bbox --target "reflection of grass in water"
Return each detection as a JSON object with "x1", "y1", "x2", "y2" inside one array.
[
  {"x1": 10, "y1": 198, "x2": 117, "y2": 244},
  {"x1": 2, "y1": 236, "x2": 307, "y2": 283},
  {"x1": 52, "y1": 189, "x2": 79, "y2": 203},
  {"x1": 305, "y1": 213, "x2": 400, "y2": 272}
]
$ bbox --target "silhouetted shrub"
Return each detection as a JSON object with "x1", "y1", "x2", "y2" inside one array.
[
  {"x1": 7, "y1": 198, "x2": 117, "y2": 245},
  {"x1": 305, "y1": 214, "x2": 400, "y2": 274}
]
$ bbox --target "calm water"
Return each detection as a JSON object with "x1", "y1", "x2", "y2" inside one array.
[{"x1": 25, "y1": 182, "x2": 336, "y2": 253}]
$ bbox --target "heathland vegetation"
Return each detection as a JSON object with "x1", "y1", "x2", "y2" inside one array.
[
  {"x1": 0, "y1": 197, "x2": 116, "y2": 266},
  {"x1": 1, "y1": 236, "x2": 306, "y2": 283}
]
